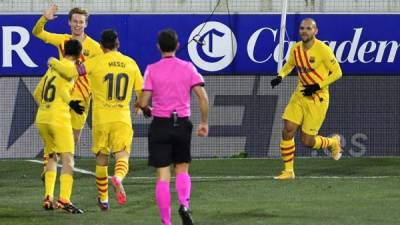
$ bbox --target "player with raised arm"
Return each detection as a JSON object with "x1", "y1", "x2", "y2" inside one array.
[
  {"x1": 48, "y1": 30, "x2": 143, "y2": 211},
  {"x1": 139, "y1": 29, "x2": 209, "y2": 225},
  {"x1": 34, "y1": 40, "x2": 84, "y2": 214},
  {"x1": 32, "y1": 4, "x2": 102, "y2": 178},
  {"x1": 271, "y1": 18, "x2": 343, "y2": 179}
]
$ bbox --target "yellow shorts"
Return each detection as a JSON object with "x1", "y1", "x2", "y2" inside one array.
[
  {"x1": 36, "y1": 123, "x2": 74, "y2": 155},
  {"x1": 92, "y1": 122, "x2": 133, "y2": 155},
  {"x1": 70, "y1": 98, "x2": 90, "y2": 130},
  {"x1": 282, "y1": 93, "x2": 329, "y2": 136}
]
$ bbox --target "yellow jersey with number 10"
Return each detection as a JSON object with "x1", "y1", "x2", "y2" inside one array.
[{"x1": 83, "y1": 51, "x2": 144, "y2": 126}]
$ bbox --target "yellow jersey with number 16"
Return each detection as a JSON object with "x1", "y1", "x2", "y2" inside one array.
[{"x1": 34, "y1": 58, "x2": 75, "y2": 127}]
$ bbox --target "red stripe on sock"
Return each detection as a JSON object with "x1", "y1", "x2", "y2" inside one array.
[
  {"x1": 281, "y1": 145, "x2": 295, "y2": 151},
  {"x1": 115, "y1": 168, "x2": 128, "y2": 174},
  {"x1": 98, "y1": 187, "x2": 108, "y2": 193},
  {"x1": 282, "y1": 150, "x2": 295, "y2": 157},
  {"x1": 96, "y1": 182, "x2": 108, "y2": 187},
  {"x1": 115, "y1": 164, "x2": 128, "y2": 171},
  {"x1": 116, "y1": 160, "x2": 129, "y2": 168},
  {"x1": 284, "y1": 157, "x2": 294, "y2": 163},
  {"x1": 96, "y1": 177, "x2": 108, "y2": 181}
]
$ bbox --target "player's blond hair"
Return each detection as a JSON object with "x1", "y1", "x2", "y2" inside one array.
[{"x1": 68, "y1": 7, "x2": 89, "y2": 22}]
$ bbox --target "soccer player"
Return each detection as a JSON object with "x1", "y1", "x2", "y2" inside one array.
[
  {"x1": 34, "y1": 40, "x2": 85, "y2": 214},
  {"x1": 32, "y1": 4, "x2": 102, "y2": 176},
  {"x1": 271, "y1": 18, "x2": 343, "y2": 179},
  {"x1": 48, "y1": 30, "x2": 143, "y2": 211},
  {"x1": 139, "y1": 29, "x2": 209, "y2": 225}
]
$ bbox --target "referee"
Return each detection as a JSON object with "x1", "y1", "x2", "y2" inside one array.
[{"x1": 139, "y1": 29, "x2": 209, "y2": 225}]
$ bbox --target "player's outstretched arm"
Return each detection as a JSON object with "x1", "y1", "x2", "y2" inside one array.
[
  {"x1": 319, "y1": 48, "x2": 343, "y2": 88},
  {"x1": 271, "y1": 46, "x2": 296, "y2": 88},
  {"x1": 193, "y1": 85, "x2": 209, "y2": 137},
  {"x1": 32, "y1": 4, "x2": 63, "y2": 45},
  {"x1": 48, "y1": 57, "x2": 79, "y2": 80}
]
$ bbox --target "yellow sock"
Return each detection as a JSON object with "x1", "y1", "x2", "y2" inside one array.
[
  {"x1": 313, "y1": 136, "x2": 335, "y2": 150},
  {"x1": 59, "y1": 174, "x2": 73, "y2": 203},
  {"x1": 96, "y1": 166, "x2": 108, "y2": 202},
  {"x1": 280, "y1": 139, "x2": 295, "y2": 172},
  {"x1": 44, "y1": 170, "x2": 57, "y2": 199},
  {"x1": 114, "y1": 158, "x2": 129, "y2": 181},
  {"x1": 43, "y1": 154, "x2": 49, "y2": 172}
]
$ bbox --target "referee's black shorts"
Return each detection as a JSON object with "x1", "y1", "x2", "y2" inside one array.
[{"x1": 148, "y1": 117, "x2": 193, "y2": 168}]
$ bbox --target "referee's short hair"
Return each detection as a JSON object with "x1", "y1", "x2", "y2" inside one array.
[
  {"x1": 158, "y1": 29, "x2": 178, "y2": 52},
  {"x1": 101, "y1": 29, "x2": 119, "y2": 50},
  {"x1": 64, "y1": 39, "x2": 82, "y2": 58}
]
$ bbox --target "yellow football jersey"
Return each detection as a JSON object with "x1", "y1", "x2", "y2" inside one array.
[
  {"x1": 49, "y1": 51, "x2": 144, "y2": 126},
  {"x1": 279, "y1": 39, "x2": 342, "y2": 97},
  {"x1": 34, "y1": 58, "x2": 76, "y2": 127},
  {"x1": 32, "y1": 16, "x2": 103, "y2": 102}
]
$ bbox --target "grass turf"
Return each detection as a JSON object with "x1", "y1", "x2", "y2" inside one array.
[{"x1": 0, "y1": 158, "x2": 399, "y2": 225}]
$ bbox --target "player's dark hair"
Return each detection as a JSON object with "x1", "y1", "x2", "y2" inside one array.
[
  {"x1": 158, "y1": 29, "x2": 178, "y2": 52},
  {"x1": 68, "y1": 7, "x2": 89, "y2": 22},
  {"x1": 101, "y1": 29, "x2": 119, "y2": 50},
  {"x1": 64, "y1": 39, "x2": 82, "y2": 58}
]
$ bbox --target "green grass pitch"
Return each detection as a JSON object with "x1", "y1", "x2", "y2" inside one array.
[{"x1": 0, "y1": 158, "x2": 399, "y2": 225}]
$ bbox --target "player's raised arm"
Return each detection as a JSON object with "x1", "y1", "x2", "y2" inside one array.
[
  {"x1": 32, "y1": 4, "x2": 65, "y2": 46},
  {"x1": 319, "y1": 47, "x2": 343, "y2": 88}
]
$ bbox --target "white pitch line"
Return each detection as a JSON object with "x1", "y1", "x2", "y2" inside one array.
[
  {"x1": 26, "y1": 159, "x2": 96, "y2": 176},
  {"x1": 26, "y1": 160, "x2": 400, "y2": 180}
]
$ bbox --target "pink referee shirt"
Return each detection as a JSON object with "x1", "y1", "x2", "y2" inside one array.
[{"x1": 143, "y1": 57, "x2": 205, "y2": 118}]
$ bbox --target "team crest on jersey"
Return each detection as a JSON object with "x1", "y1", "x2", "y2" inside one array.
[
  {"x1": 83, "y1": 49, "x2": 90, "y2": 56},
  {"x1": 309, "y1": 56, "x2": 316, "y2": 63}
]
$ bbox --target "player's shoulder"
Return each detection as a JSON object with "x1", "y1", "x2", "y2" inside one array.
[
  {"x1": 84, "y1": 35, "x2": 101, "y2": 46},
  {"x1": 119, "y1": 52, "x2": 138, "y2": 66},
  {"x1": 118, "y1": 52, "x2": 140, "y2": 72},
  {"x1": 316, "y1": 39, "x2": 332, "y2": 51},
  {"x1": 290, "y1": 41, "x2": 302, "y2": 51},
  {"x1": 294, "y1": 41, "x2": 302, "y2": 46}
]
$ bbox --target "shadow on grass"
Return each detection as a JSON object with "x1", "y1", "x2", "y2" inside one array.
[{"x1": 199, "y1": 208, "x2": 277, "y2": 224}]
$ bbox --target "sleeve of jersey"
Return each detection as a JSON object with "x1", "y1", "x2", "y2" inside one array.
[
  {"x1": 142, "y1": 67, "x2": 153, "y2": 91},
  {"x1": 33, "y1": 75, "x2": 46, "y2": 105},
  {"x1": 133, "y1": 65, "x2": 144, "y2": 101},
  {"x1": 319, "y1": 47, "x2": 343, "y2": 88},
  {"x1": 48, "y1": 58, "x2": 79, "y2": 80},
  {"x1": 32, "y1": 16, "x2": 65, "y2": 46},
  {"x1": 190, "y1": 63, "x2": 205, "y2": 88},
  {"x1": 278, "y1": 46, "x2": 296, "y2": 78}
]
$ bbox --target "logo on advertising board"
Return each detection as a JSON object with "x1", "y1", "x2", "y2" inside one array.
[{"x1": 188, "y1": 21, "x2": 237, "y2": 72}]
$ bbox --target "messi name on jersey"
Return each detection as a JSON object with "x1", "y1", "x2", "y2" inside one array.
[{"x1": 108, "y1": 61, "x2": 126, "y2": 68}]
